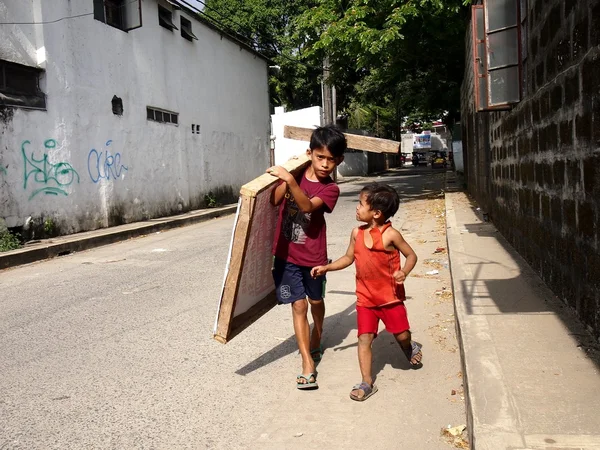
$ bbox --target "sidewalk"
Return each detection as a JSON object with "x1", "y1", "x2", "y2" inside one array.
[
  {"x1": 445, "y1": 185, "x2": 600, "y2": 449},
  {"x1": 0, "y1": 204, "x2": 237, "y2": 270}
]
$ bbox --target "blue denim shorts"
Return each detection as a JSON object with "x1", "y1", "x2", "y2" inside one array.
[{"x1": 272, "y1": 257, "x2": 326, "y2": 304}]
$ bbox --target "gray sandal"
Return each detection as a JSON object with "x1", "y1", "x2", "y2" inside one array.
[{"x1": 349, "y1": 382, "x2": 378, "y2": 401}]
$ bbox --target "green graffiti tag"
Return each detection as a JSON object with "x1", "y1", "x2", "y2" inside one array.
[
  {"x1": 22, "y1": 139, "x2": 80, "y2": 200},
  {"x1": 0, "y1": 166, "x2": 6, "y2": 175}
]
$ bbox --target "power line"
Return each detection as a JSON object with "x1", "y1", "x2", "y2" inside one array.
[
  {"x1": 0, "y1": 0, "x2": 315, "y2": 70},
  {"x1": 185, "y1": 0, "x2": 317, "y2": 70},
  {"x1": 0, "y1": 0, "x2": 140, "y2": 25},
  {"x1": 0, "y1": 12, "x2": 93, "y2": 25}
]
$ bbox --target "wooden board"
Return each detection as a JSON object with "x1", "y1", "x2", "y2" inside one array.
[
  {"x1": 215, "y1": 128, "x2": 400, "y2": 343},
  {"x1": 214, "y1": 154, "x2": 310, "y2": 343},
  {"x1": 284, "y1": 125, "x2": 400, "y2": 154}
]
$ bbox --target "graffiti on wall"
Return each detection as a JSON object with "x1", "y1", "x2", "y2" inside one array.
[
  {"x1": 22, "y1": 139, "x2": 80, "y2": 200},
  {"x1": 87, "y1": 140, "x2": 128, "y2": 183},
  {"x1": 0, "y1": 166, "x2": 6, "y2": 175}
]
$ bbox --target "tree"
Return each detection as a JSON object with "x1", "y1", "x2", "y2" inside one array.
[
  {"x1": 295, "y1": 0, "x2": 470, "y2": 135},
  {"x1": 202, "y1": 0, "x2": 323, "y2": 110},
  {"x1": 201, "y1": 0, "x2": 470, "y2": 135}
]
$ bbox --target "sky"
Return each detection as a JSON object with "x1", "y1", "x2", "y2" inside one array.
[{"x1": 181, "y1": 0, "x2": 204, "y2": 12}]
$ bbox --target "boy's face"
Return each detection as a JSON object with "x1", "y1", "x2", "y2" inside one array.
[
  {"x1": 307, "y1": 146, "x2": 343, "y2": 179},
  {"x1": 356, "y1": 192, "x2": 380, "y2": 222}
]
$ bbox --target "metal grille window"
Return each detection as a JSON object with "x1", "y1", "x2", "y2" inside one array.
[
  {"x1": 147, "y1": 107, "x2": 179, "y2": 125},
  {"x1": 180, "y1": 16, "x2": 198, "y2": 41},
  {"x1": 0, "y1": 60, "x2": 46, "y2": 109},
  {"x1": 93, "y1": 0, "x2": 142, "y2": 32},
  {"x1": 471, "y1": 0, "x2": 523, "y2": 111}
]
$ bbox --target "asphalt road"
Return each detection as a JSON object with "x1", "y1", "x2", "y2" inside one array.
[{"x1": 0, "y1": 167, "x2": 465, "y2": 449}]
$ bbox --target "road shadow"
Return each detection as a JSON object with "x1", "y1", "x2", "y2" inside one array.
[
  {"x1": 235, "y1": 302, "x2": 357, "y2": 376},
  {"x1": 338, "y1": 170, "x2": 446, "y2": 204},
  {"x1": 451, "y1": 194, "x2": 600, "y2": 368}
]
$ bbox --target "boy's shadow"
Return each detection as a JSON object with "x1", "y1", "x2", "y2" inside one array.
[
  {"x1": 333, "y1": 334, "x2": 423, "y2": 382},
  {"x1": 235, "y1": 295, "x2": 422, "y2": 380},
  {"x1": 235, "y1": 301, "x2": 358, "y2": 376}
]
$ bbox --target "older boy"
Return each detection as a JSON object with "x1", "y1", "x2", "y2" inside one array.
[
  {"x1": 266, "y1": 125, "x2": 346, "y2": 390},
  {"x1": 311, "y1": 182, "x2": 421, "y2": 401}
]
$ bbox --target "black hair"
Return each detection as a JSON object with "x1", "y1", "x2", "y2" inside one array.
[
  {"x1": 309, "y1": 124, "x2": 347, "y2": 157},
  {"x1": 360, "y1": 183, "x2": 400, "y2": 220}
]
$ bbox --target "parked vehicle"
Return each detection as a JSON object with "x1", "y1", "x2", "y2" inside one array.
[
  {"x1": 430, "y1": 150, "x2": 447, "y2": 169},
  {"x1": 412, "y1": 152, "x2": 428, "y2": 166}
]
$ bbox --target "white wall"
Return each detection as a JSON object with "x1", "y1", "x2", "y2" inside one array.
[
  {"x1": 270, "y1": 106, "x2": 322, "y2": 165},
  {"x1": 452, "y1": 141, "x2": 464, "y2": 173},
  {"x1": 0, "y1": 0, "x2": 270, "y2": 235}
]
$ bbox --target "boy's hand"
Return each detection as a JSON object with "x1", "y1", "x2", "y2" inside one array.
[
  {"x1": 266, "y1": 166, "x2": 294, "y2": 184},
  {"x1": 311, "y1": 265, "x2": 328, "y2": 278},
  {"x1": 393, "y1": 270, "x2": 407, "y2": 284}
]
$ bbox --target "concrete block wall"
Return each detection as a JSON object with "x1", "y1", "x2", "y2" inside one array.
[{"x1": 461, "y1": 0, "x2": 600, "y2": 338}]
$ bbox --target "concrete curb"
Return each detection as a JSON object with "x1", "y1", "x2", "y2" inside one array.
[
  {"x1": 0, "y1": 204, "x2": 238, "y2": 270},
  {"x1": 444, "y1": 192, "x2": 475, "y2": 450}
]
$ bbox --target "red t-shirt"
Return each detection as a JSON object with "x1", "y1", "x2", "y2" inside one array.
[{"x1": 273, "y1": 170, "x2": 340, "y2": 267}]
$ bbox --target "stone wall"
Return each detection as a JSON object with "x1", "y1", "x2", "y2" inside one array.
[{"x1": 461, "y1": 0, "x2": 600, "y2": 338}]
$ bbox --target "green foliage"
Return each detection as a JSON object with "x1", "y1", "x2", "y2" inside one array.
[
  {"x1": 0, "y1": 229, "x2": 21, "y2": 252},
  {"x1": 204, "y1": 192, "x2": 219, "y2": 208},
  {"x1": 203, "y1": 0, "x2": 471, "y2": 134},
  {"x1": 295, "y1": 0, "x2": 470, "y2": 135},
  {"x1": 203, "y1": 0, "x2": 323, "y2": 110},
  {"x1": 44, "y1": 218, "x2": 55, "y2": 234}
]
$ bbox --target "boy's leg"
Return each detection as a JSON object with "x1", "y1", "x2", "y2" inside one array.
[
  {"x1": 393, "y1": 330, "x2": 422, "y2": 366},
  {"x1": 380, "y1": 303, "x2": 423, "y2": 367},
  {"x1": 291, "y1": 299, "x2": 316, "y2": 379},
  {"x1": 350, "y1": 306, "x2": 379, "y2": 400},
  {"x1": 308, "y1": 298, "x2": 324, "y2": 351},
  {"x1": 272, "y1": 258, "x2": 316, "y2": 384},
  {"x1": 357, "y1": 333, "x2": 375, "y2": 384},
  {"x1": 350, "y1": 333, "x2": 376, "y2": 400},
  {"x1": 301, "y1": 267, "x2": 326, "y2": 352}
]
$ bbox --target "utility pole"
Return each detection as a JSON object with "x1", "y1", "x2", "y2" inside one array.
[
  {"x1": 322, "y1": 56, "x2": 338, "y2": 180},
  {"x1": 332, "y1": 85, "x2": 337, "y2": 125},
  {"x1": 322, "y1": 56, "x2": 333, "y2": 125}
]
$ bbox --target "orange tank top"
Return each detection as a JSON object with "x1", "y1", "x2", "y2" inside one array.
[{"x1": 355, "y1": 222, "x2": 406, "y2": 308}]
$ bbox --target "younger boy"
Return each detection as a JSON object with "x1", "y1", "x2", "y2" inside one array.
[
  {"x1": 311, "y1": 182, "x2": 421, "y2": 401},
  {"x1": 266, "y1": 125, "x2": 346, "y2": 390}
]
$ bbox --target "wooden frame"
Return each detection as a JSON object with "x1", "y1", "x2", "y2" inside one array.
[
  {"x1": 214, "y1": 154, "x2": 311, "y2": 343},
  {"x1": 283, "y1": 126, "x2": 400, "y2": 154},
  {"x1": 214, "y1": 127, "x2": 401, "y2": 343}
]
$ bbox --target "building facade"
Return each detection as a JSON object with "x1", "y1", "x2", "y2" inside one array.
[
  {"x1": 461, "y1": 0, "x2": 600, "y2": 338},
  {"x1": 0, "y1": 0, "x2": 270, "y2": 238}
]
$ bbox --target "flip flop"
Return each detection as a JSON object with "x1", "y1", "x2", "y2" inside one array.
[
  {"x1": 296, "y1": 373, "x2": 318, "y2": 390},
  {"x1": 405, "y1": 341, "x2": 423, "y2": 369},
  {"x1": 310, "y1": 344, "x2": 323, "y2": 362},
  {"x1": 349, "y1": 382, "x2": 378, "y2": 402}
]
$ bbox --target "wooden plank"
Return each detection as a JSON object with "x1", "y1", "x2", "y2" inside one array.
[
  {"x1": 214, "y1": 195, "x2": 255, "y2": 341},
  {"x1": 216, "y1": 158, "x2": 302, "y2": 342},
  {"x1": 226, "y1": 291, "x2": 278, "y2": 342},
  {"x1": 240, "y1": 153, "x2": 311, "y2": 197},
  {"x1": 283, "y1": 125, "x2": 399, "y2": 154}
]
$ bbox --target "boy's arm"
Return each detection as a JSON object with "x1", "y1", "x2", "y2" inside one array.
[
  {"x1": 266, "y1": 166, "x2": 325, "y2": 213},
  {"x1": 270, "y1": 180, "x2": 287, "y2": 206},
  {"x1": 390, "y1": 229, "x2": 418, "y2": 284},
  {"x1": 311, "y1": 228, "x2": 357, "y2": 277}
]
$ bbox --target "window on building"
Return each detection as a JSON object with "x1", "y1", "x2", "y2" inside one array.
[
  {"x1": 93, "y1": 0, "x2": 142, "y2": 32},
  {"x1": 147, "y1": 107, "x2": 178, "y2": 125},
  {"x1": 0, "y1": 60, "x2": 46, "y2": 109},
  {"x1": 471, "y1": 0, "x2": 522, "y2": 111},
  {"x1": 158, "y1": 5, "x2": 178, "y2": 31},
  {"x1": 180, "y1": 16, "x2": 198, "y2": 41}
]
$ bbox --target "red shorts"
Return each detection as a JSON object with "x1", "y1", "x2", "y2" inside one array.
[{"x1": 357, "y1": 302, "x2": 410, "y2": 336}]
